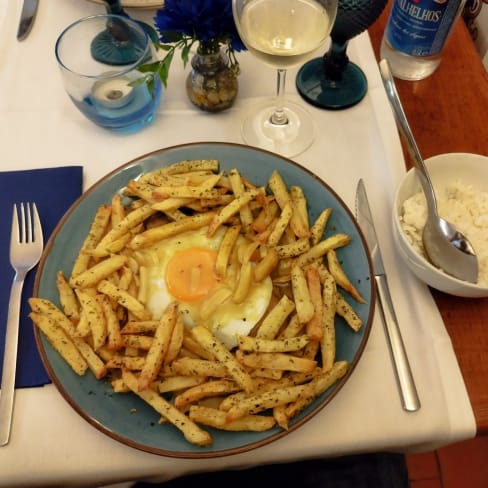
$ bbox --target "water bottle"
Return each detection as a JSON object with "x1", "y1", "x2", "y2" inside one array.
[{"x1": 380, "y1": 0, "x2": 467, "y2": 80}]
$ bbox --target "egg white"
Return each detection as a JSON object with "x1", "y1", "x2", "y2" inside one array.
[{"x1": 141, "y1": 226, "x2": 273, "y2": 349}]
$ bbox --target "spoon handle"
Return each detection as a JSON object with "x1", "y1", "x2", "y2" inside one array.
[{"x1": 378, "y1": 59, "x2": 438, "y2": 216}]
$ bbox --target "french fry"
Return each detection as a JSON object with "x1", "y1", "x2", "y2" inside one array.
[
  {"x1": 285, "y1": 361, "x2": 349, "y2": 419},
  {"x1": 256, "y1": 294, "x2": 295, "y2": 339},
  {"x1": 122, "y1": 369, "x2": 212, "y2": 447},
  {"x1": 310, "y1": 208, "x2": 332, "y2": 246},
  {"x1": 28, "y1": 297, "x2": 77, "y2": 337},
  {"x1": 199, "y1": 284, "x2": 233, "y2": 321},
  {"x1": 327, "y1": 249, "x2": 366, "y2": 303},
  {"x1": 30, "y1": 312, "x2": 87, "y2": 376},
  {"x1": 305, "y1": 265, "x2": 323, "y2": 341},
  {"x1": 274, "y1": 238, "x2": 310, "y2": 259},
  {"x1": 252, "y1": 199, "x2": 279, "y2": 233},
  {"x1": 225, "y1": 383, "x2": 315, "y2": 422},
  {"x1": 151, "y1": 196, "x2": 195, "y2": 213},
  {"x1": 181, "y1": 335, "x2": 216, "y2": 361},
  {"x1": 207, "y1": 188, "x2": 261, "y2": 237},
  {"x1": 98, "y1": 295, "x2": 123, "y2": 350},
  {"x1": 336, "y1": 292, "x2": 363, "y2": 332},
  {"x1": 56, "y1": 271, "x2": 80, "y2": 321},
  {"x1": 171, "y1": 357, "x2": 229, "y2": 378},
  {"x1": 110, "y1": 193, "x2": 126, "y2": 226},
  {"x1": 160, "y1": 159, "x2": 219, "y2": 175},
  {"x1": 268, "y1": 171, "x2": 309, "y2": 239},
  {"x1": 278, "y1": 314, "x2": 304, "y2": 339},
  {"x1": 267, "y1": 202, "x2": 293, "y2": 246},
  {"x1": 189, "y1": 405, "x2": 276, "y2": 432},
  {"x1": 106, "y1": 355, "x2": 145, "y2": 370},
  {"x1": 290, "y1": 185, "x2": 310, "y2": 234},
  {"x1": 152, "y1": 183, "x2": 221, "y2": 200},
  {"x1": 190, "y1": 325, "x2": 254, "y2": 393},
  {"x1": 158, "y1": 376, "x2": 206, "y2": 394},
  {"x1": 71, "y1": 204, "x2": 112, "y2": 277},
  {"x1": 75, "y1": 289, "x2": 106, "y2": 350},
  {"x1": 253, "y1": 247, "x2": 279, "y2": 282},
  {"x1": 75, "y1": 312, "x2": 91, "y2": 338},
  {"x1": 69, "y1": 255, "x2": 128, "y2": 289},
  {"x1": 237, "y1": 351, "x2": 317, "y2": 373},
  {"x1": 97, "y1": 279, "x2": 152, "y2": 321},
  {"x1": 232, "y1": 261, "x2": 253, "y2": 304},
  {"x1": 138, "y1": 301, "x2": 178, "y2": 391},
  {"x1": 121, "y1": 320, "x2": 159, "y2": 335},
  {"x1": 72, "y1": 337, "x2": 107, "y2": 379},
  {"x1": 228, "y1": 169, "x2": 254, "y2": 232},
  {"x1": 121, "y1": 334, "x2": 153, "y2": 350},
  {"x1": 321, "y1": 269, "x2": 337, "y2": 371},
  {"x1": 238, "y1": 335, "x2": 310, "y2": 353},
  {"x1": 165, "y1": 313, "x2": 185, "y2": 364},
  {"x1": 291, "y1": 265, "x2": 315, "y2": 324},
  {"x1": 130, "y1": 212, "x2": 215, "y2": 250},
  {"x1": 94, "y1": 204, "x2": 157, "y2": 256},
  {"x1": 174, "y1": 379, "x2": 240, "y2": 409},
  {"x1": 215, "y1": 224, "x2": 241, "y2": 278},
  {"x1": 294, "y1": 233, "x2": 350, "y2": 268},
  {"x1": 84, "y1": 233, "x2": 131, "y2": 257}
]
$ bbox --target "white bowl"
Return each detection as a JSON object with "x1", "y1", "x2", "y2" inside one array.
[{"x1": 393, "y1": 152, "x2": 488, "y2": 297}]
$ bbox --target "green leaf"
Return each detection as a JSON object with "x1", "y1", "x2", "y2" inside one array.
[
  {"x1": 181, "y1": 44, "x2": 192, "y2": 65},
  {"x1": 158, "y1": 44, "x2": 174, "y2": 52},
  {"x1": 138, "y1": 61, "x2": 162, "y2": 73}
]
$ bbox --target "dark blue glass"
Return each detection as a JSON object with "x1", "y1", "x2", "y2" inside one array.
[{"x1": 296, "y1": 0, "x2": 388, "y2": 110}]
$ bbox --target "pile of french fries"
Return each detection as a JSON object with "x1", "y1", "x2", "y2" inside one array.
[{"x1": 30, "y1": 159, "x2": 367, "y2": 448}]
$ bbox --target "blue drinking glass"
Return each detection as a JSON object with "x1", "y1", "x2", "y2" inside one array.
[{"x1": 55, "y1": 14, "x2": 162, "y2": 132}]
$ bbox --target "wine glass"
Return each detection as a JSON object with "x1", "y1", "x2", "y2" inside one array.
[
  {"x1": 296, "y1": 0, "x2": 387, "y2": 110},
  {"x1": 232, "y1": 0, "x2": 338, "y2": 157}
]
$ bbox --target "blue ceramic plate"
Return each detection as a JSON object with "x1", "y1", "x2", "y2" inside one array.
[{"x1": 34, "y1": 142, "x2": 374, "y2": 458}]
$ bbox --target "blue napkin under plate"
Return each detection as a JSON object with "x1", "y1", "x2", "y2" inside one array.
[{"x1": 0, "y1": 166, "x2": 83, "y2": 388}]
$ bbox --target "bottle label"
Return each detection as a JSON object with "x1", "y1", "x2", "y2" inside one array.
[{"x1": 385, "y1": 0, "x2": 463, "y2": 57}]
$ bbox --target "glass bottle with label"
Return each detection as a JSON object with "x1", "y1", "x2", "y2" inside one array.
[{"x1": 380, "y1": 0, "x2": 466, "y2": 80}]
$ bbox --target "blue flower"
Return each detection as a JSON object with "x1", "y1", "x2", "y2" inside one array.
[{"x1": 154, "y1": 0, "x2": 245, "y2": 52}]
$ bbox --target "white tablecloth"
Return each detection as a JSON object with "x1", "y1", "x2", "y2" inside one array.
[{"x1": 0, "y1": 1, "x2": 475, "y2": 487}]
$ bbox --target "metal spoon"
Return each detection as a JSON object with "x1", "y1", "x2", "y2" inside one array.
[{"x1": 379, "y1": 59, "x2": 479, "y2": 283}]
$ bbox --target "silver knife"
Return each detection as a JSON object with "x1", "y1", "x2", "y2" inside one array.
[
  {"x1": 17, "y1": 0, "x2": 39, "y2": 41},
  {"x1": 356, "y1": 179, "x2": 421, "y2": 412}
]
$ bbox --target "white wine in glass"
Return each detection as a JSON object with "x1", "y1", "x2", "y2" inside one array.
[{"x1": 232, "y1": 0, "x2": 337, "y2": 157}]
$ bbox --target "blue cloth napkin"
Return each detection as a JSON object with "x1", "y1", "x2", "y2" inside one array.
[{"x1": 0, "y1": 166, "x2": 83, "y2": 387}]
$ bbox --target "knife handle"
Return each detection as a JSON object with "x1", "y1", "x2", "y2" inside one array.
[{"x1": 375, "y1": 275, "x2": 421, "y2": 412}]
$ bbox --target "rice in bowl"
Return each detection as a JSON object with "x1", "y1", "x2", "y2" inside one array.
[{"x1": 400, "y1": 180, "x2": 488, "y2": 287}]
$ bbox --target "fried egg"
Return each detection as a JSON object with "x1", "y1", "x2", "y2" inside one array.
[{"x1": 141, "y1": 226, "x2": 273, "y2": 349}]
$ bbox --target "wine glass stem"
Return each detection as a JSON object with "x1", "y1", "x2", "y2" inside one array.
[{"x1": 270, "y1": 69, "x2": 289, "y2": 126}]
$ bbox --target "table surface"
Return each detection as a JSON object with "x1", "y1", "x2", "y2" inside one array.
[{"x1": 370, "y1": 9, "x2": 488, "y2": 435}]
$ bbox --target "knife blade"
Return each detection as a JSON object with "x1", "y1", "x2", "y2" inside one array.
[
  {"x1": 17, "y1": 0, "x2": 38, "y2": 41},
  {"x1": 356, "y1": 179, "x2": 421, "y2": 412}
]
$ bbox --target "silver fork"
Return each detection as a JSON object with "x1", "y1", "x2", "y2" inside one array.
[{"x1": 0, "y1": 203, "x2": 43, "y2": 446}]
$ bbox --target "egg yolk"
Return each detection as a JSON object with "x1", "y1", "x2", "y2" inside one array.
[{"x1": 165, "y1": 247, "x2": 219, "y2": 303}]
